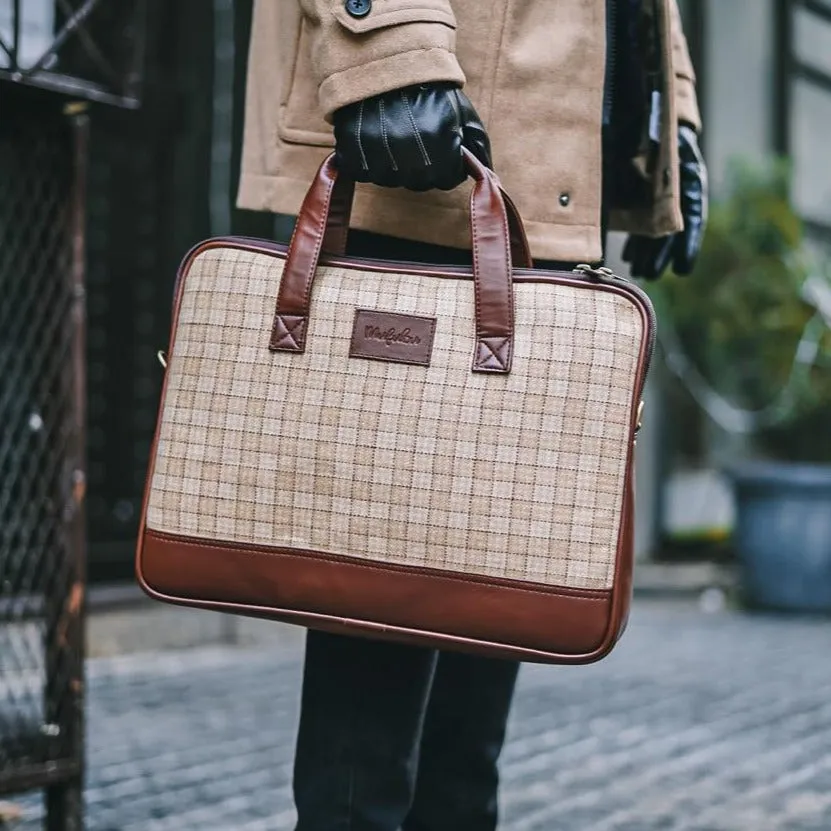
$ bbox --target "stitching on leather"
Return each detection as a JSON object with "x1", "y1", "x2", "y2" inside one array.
[
  {"x1": 499, "y1": 184, "x2": 514, "y2": 363},
  {"x1": 279, "y1": 199, "x2": 303, "y2": 301},
  {"x1": 476, "y1": 336, "x2": 509, "y2": 370},
  {"x1": 379, "y1": 99, "x2": 399, "y2": 171},
  {"x1": 469, "y1": 182, "x2": 482, "y2": 349},
  {"x1": 274, "y1": 160, "x2": 336, "y2": 316},
  {"x1": 271, "y1": 315, "x2": 305, "y2": 350},
  {"x1": 136, "y1": 575, "x2": 602, "y2": 662},
  {"x1": 403, "y1": 92, "x2": 431, "y2": 167},
  {"x1": 300, "y1": 173, "x2": 336, "y2": 315},
  {"x1": 308, "y1": 180, "x2": 333, "y2": 310},
  {"x1": 469, "y1": 170, "x2": 513, "y2": 372},
  {"x1": 356, "y1": 101, "x2": 368, "y2": 171},
  {"x1": 477, "y1": 339, "x2": 507, "y2": 370},
  {"x1": 146, "y1": 531, "x2": 611, "y2": 600}
]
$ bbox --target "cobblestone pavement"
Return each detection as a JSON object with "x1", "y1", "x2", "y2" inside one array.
[{"x1": 10, "y1": 600, "x2": 831, "y2": 830}]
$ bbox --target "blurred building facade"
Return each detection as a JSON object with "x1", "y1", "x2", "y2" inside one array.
[
  {"x1": 629, "y1": 0, "x2": 831, "y2": 558},
  {"x1": 683, "y1": 0, "x2": 831, "y2": 236}
]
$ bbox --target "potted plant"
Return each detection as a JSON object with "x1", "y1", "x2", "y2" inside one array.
[{"x1": 646, "y1": 158, "x2": 831, "y2": 611}]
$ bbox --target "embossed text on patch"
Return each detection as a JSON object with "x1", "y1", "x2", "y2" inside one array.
[{"x1": 349, "y1": 310, "x2": 437, "y2": 367}]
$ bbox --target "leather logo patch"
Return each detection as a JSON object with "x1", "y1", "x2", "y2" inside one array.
[{"x1": 349, "y1": 310, "x2": 437, "y2": 367}]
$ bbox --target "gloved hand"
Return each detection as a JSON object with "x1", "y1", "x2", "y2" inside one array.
[
  {"x1": 622, "y1": 124, "x2": 708, "y2": 280},
  {"x1": 333, "y1": 82, "x2": 492, "y2": 191}
]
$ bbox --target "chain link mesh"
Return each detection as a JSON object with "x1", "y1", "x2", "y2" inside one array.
[{"x1": 0, "y1": 104, "x2": 84, "y2": 816}]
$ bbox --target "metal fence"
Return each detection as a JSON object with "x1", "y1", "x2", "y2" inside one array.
[
  {"x1": 0, "y1": 0, "x2": 147, "y2": 108},
  {"x1": 0, "y1": 97, "x2": 88, "y2": 831}
]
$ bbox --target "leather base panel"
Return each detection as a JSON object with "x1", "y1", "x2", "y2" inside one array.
[{"x1": 137, "y1": 530, "x2": 620, "y2": 664}]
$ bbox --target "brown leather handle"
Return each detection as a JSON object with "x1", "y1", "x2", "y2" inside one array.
[
  {"x1": 270, "y1": 150, "x2": 529, "y2": 374},
  {"x1": 321, "y1": 154, "x2": 533, "y2": 270}
]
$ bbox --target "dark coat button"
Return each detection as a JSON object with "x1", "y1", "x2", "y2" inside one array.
[{"x1": 345, "y1": 0, "x2": 372, "y2": 17}]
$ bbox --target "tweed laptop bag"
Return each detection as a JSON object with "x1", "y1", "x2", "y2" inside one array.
[{"x1": 136, "y1": 151, "x2": 655, "y2": 665}]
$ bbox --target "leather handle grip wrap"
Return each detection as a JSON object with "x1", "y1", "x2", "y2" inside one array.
[{"x1": 270, "y1": 149, "x2": 530, "y2": 374}]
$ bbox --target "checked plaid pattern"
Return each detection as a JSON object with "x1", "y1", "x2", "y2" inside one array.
[{"x1": 146, "y1": 247, "x2": 644, "y2": 591}]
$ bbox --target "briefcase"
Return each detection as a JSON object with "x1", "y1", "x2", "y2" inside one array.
[{"x1": 136, "y1": 151, "x2": 655, "y2": 664}]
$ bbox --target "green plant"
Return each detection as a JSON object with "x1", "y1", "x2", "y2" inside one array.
[{"x1": 646, "y1": 157, "x2": 831, "y2": 462}]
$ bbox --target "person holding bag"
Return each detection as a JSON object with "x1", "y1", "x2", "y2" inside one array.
[{"x1": 235, "y1": 2, "x2": 707, "y2": 828}]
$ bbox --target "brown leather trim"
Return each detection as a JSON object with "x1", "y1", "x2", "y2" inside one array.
[
  {"x1": 607, "y1": 457, "x2": 635, "y2": 647},
  {"x1": 137, "y1": 530, "x2": 615, "y2": 664},
  {"x1": 321, "y1": 167, "x2": 355, "y2": 256},
  {"x1": 269, "y1": 156, "x2": 344, "y2": 352},
  {"x1": 269, "y1": 314, "x2": 306, "y2": 352},
  {"x1": 464, "y1": 148, "x2": 514, "y2": 373},
  {"x1": 604, "y1": 304, "x2": 648, "y2": 650},
  {"x1": 187, "y1": 236, "x2": 635, "y2": 290},
  {"x1": 349, "y1": 309, "x2": 437, "y2": 367},
  {"x1": 501, "y1": 187, "x2": 533, "y2": 269}
]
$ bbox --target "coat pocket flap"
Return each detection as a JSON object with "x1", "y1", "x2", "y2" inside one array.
[{"x1": 332, "y1": 0, "x2": 456, "y2": 34}]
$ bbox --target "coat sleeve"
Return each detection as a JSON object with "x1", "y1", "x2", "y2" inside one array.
[
  {"x1": 668, "y1": 0, "x2": 702, "y2": 131},
  {"x1": 299, "y1": 0, "x2": 465, "y2": 120}
]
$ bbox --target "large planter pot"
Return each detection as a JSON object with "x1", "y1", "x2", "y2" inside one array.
[{"x1": 729, "y1": 462, "x2": 831, "y2": 612}]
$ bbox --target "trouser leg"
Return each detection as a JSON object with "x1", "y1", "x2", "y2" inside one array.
[
  {"x1": 294, "y1": 630, "x2": 439, "y2": 831},
  {"x1": 402, "y1": 652, "x2": 520, "y2": 831}
]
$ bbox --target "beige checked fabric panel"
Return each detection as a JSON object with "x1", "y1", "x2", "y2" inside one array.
[{"x1": 146, "y1": 247, "x2": 644, "y2": 591}]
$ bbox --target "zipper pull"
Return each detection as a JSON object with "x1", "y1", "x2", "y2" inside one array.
[{"x1": 573, "y1": 264, "x2": 631, "y2": 284}]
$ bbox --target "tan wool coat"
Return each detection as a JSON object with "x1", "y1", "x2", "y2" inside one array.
[{"x1": 237, "y1": 0, "x2": 701, "y2": 263}]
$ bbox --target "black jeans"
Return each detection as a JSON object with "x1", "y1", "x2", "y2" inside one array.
[{"x1": 294, "y1": 632, "x2": 520, "y2": 831}]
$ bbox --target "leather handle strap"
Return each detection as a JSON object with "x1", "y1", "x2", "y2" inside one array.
[
  {"x1": 464, "y1": 147, "x2": 516, "y2": 372},
  {"x1": 270, "y1": 151, "x2": 527, "y2": 374},
  {"x1": 319, "y1": 156, "x2": 533, "y2": 271},
  {"x1": 320, "y1": 170, "x2": 355, "y2": 256},
  {"x1": 268, "y1": 156, "x2": 347, "y2": 355}
]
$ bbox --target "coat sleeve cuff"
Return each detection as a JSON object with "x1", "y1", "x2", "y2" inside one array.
[
  {"x1": 318, "y1": 47, "x2": 465, "y2": 121},
  {"x1": 668, "y1": 0, "x2": 702, "y2": 132},
  {"x1": 675, "y1": 73, "x2": 702, "y2": 133}
]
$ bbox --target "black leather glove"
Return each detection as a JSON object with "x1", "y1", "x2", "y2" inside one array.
[
  {"x1": 333, "y1": 82, "x2": 492, "y2": 191},
  {"x1": 622, "y1": 124, "x2": 708, "y2": 280}
]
